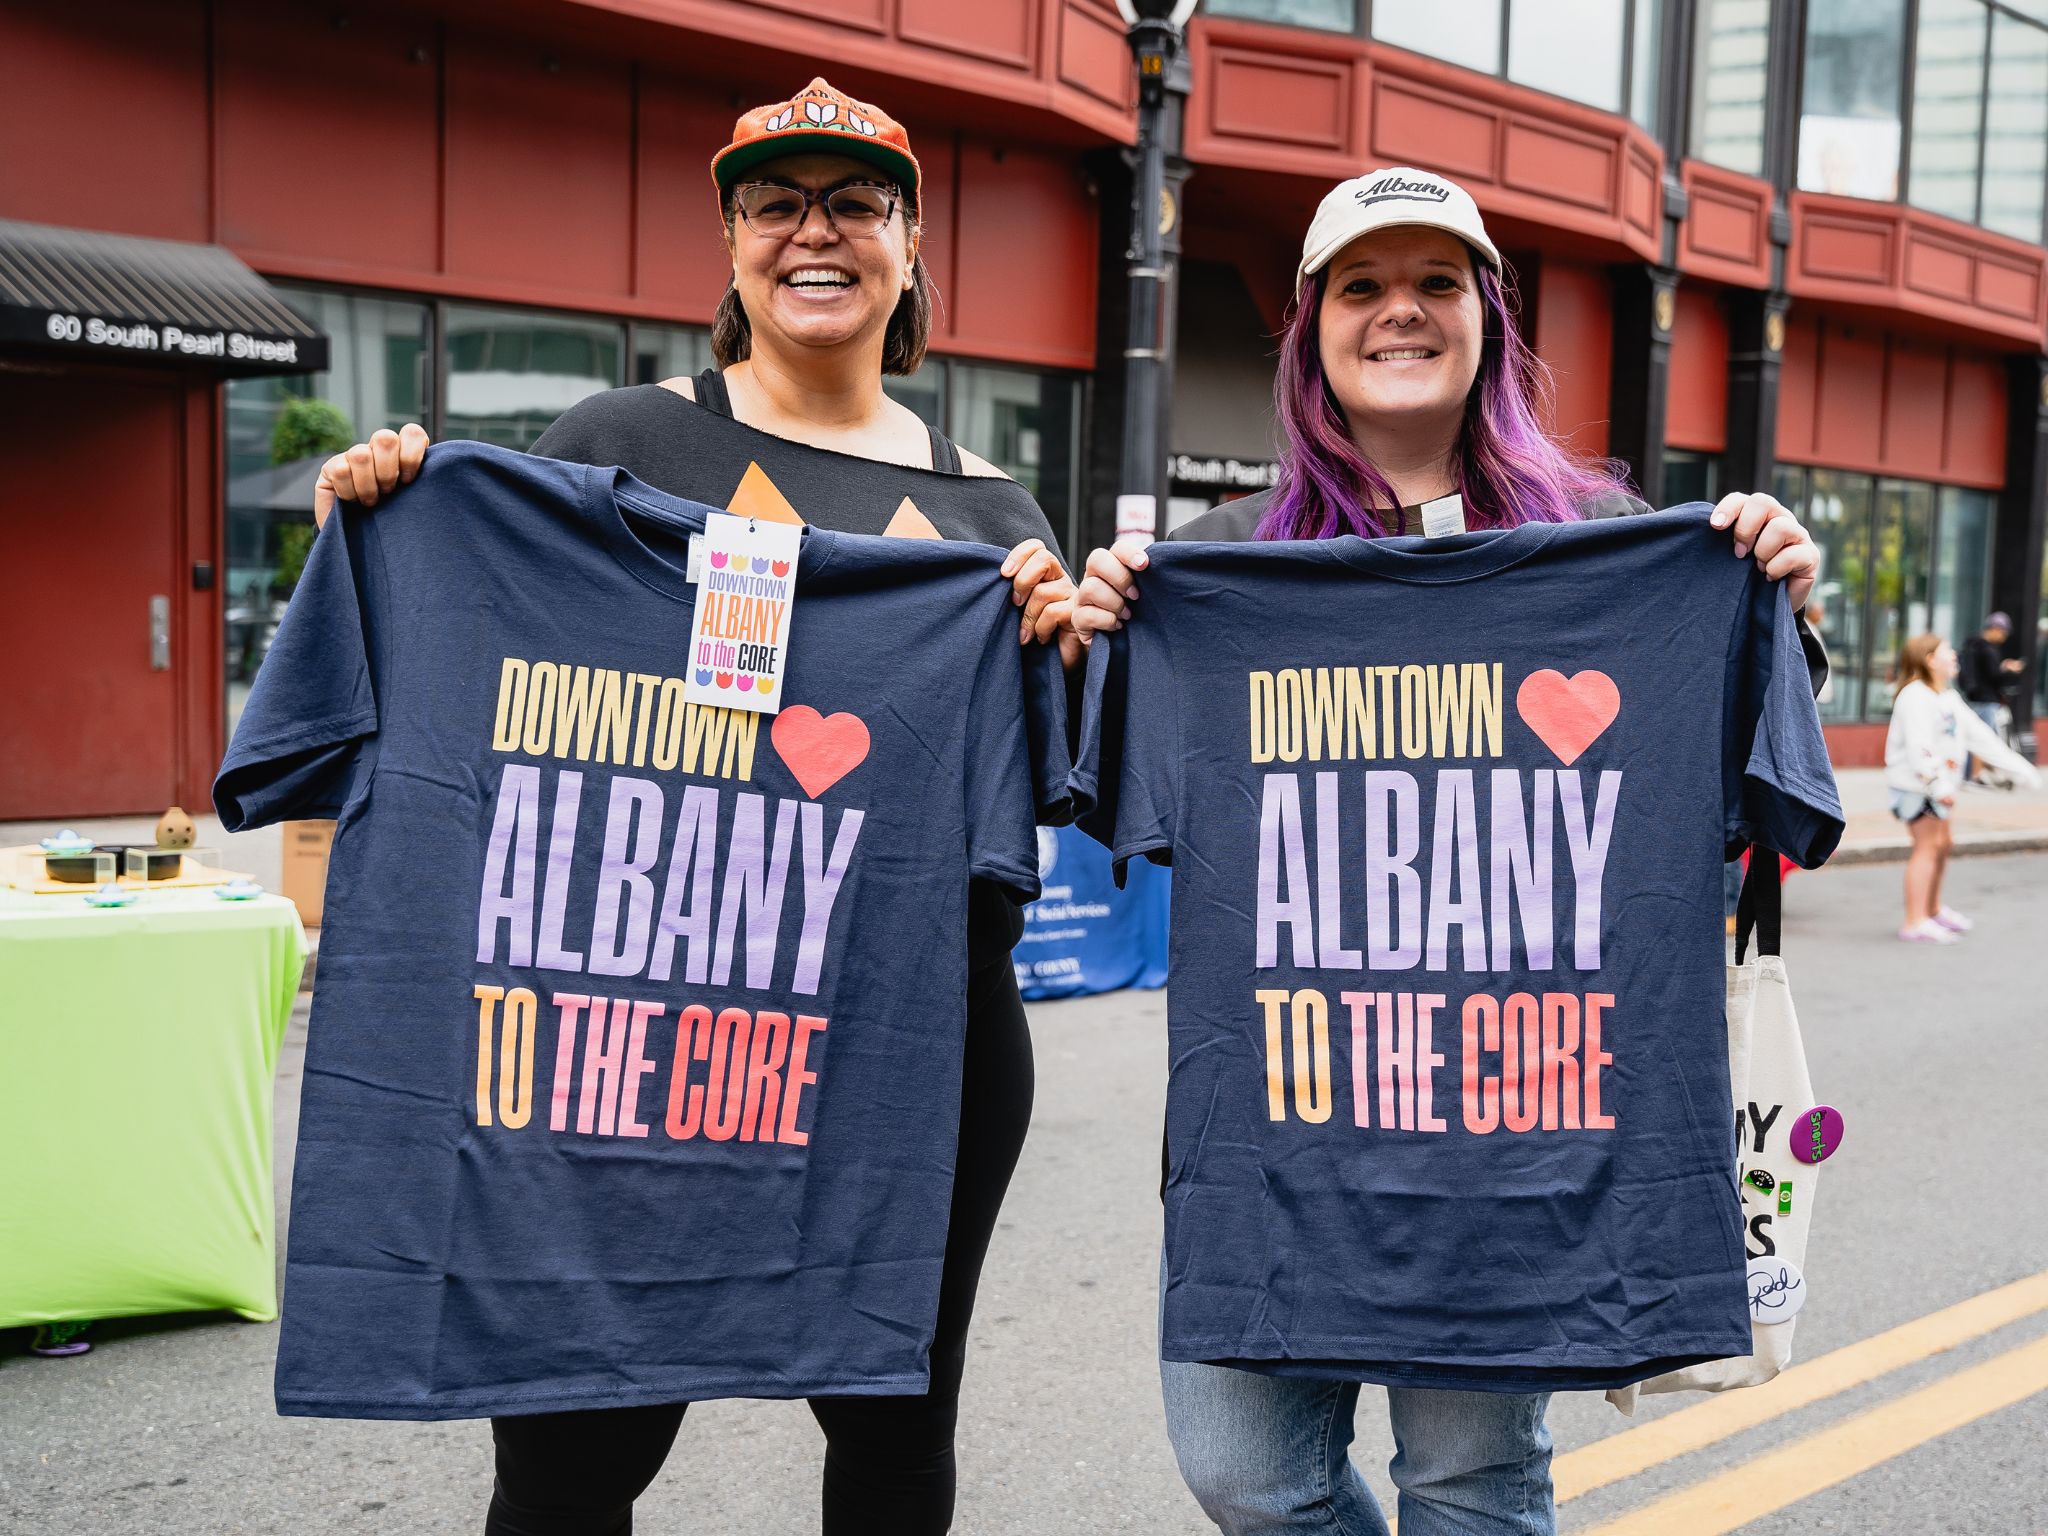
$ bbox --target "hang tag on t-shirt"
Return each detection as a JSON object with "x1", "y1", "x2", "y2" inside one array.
[
  {"x1": 686, "y1": 534, "x2": 705, "y2": 585},
  {"x1": 683, "y1": 511, "x2": 801, "y2": 715},
  {"x1": 1420, "y1": 493, "x2": 1468, "y2": 539}
]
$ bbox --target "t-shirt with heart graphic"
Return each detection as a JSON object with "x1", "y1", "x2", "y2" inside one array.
[
  {"x1": 215, "y1": 441, "x2": 1071, "y2": 1419},
  {"x1": 1071, "y1": 506, "x2": 1843, "y2": 1392}
]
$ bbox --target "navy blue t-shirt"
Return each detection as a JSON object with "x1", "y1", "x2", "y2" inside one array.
[
  {"x1": 217, "y1": 441, "x2": 1070, "y2": 1419},
  {"x1": 1073, "y1": 508, "x2": 1843, "y2": 1392}
]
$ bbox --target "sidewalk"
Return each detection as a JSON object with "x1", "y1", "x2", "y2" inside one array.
[{"x1": 1830, "y1": 767, "x2": 2048, "y2": 864}]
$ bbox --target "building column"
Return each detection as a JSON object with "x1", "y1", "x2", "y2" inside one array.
[
  {"x1": 1082, "y1": 148, "x2": 1134, "y2": 558},
  {"x1": 1994, "y1": 355, "x2": 2048, "y2": 755},
  {"x1": 1607, "y1": 264, "x2": 1678, "y2": 505},
  {"x1": 1723, "y1": 289, "x2": 1791, "y2": 495},
  {"x1": 1080, "y1": 89, "x2": 1189, "y2": 559}
]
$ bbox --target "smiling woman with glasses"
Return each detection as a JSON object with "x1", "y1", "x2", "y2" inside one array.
[{"x1": 309, "y1": 76, "x2": 1078, "y2": 1536}]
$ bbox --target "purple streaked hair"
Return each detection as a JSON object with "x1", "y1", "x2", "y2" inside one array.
[{"x1": 1254, "y1": 255, "x2": 1633, "y2": 541}]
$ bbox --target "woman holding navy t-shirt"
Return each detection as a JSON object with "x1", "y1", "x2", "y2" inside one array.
[
  {"x1": 318, "y1": 78, "x2": 1077, "y2": 1536},
  {"x1": 1071, "y1": 172, "x2": 1823, "y2": 1536}
]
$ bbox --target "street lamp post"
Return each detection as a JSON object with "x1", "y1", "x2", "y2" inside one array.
[{"x1": 1114, "y1": 0, "x2": 1196, "y2": 545}]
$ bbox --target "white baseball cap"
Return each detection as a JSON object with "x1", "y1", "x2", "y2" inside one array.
[{"x1": 1295, "y1": 167, "x2": 1502, "y2": 293}]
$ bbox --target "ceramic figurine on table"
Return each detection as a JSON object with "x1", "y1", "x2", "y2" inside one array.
[{"x1": 155, "y1": 807, "x2": 196, "y2": 850}]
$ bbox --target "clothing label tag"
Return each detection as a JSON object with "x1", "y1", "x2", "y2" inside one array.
[
  {"x1": 1420, "y1": 493, "x2": 1467, "y2": 539},
  {"x1": 686, "y1": 534, "x2": 704, "y2": 585},
  {"x1": 682, "y1": 511, "x2": 801, "y2": 716}
]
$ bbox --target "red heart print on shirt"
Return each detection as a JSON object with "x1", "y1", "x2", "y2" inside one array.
[
  {"x1": 1516, "y1": 670, "x2": 1620, "y2": 766},
  {"x1": 772, "y1": 707, "x2": 872, "y2": 798}
]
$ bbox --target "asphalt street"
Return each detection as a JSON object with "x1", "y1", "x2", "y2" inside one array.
[{"x1": 4, "y1": 853, "x2": 2045, "y2": 1534}]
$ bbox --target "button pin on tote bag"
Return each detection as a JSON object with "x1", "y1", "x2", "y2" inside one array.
[{"x1": 1791, "y1": 1104, "x2": 1843, "y2": 1164}]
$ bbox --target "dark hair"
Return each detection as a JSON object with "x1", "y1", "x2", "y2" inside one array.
[
  {"x1": 711, "y1": 187, "x2": 933, "y2": 376},
  {"x1": 1256, "y1": 253, "x2": 1634, "y2": 540}
]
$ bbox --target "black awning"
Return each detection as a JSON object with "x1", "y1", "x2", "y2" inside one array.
[{"x1": 0, "y1": 219, "x2": 328, "y2": 376}]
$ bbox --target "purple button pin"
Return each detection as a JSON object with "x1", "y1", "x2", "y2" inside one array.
[{"x1": 1790, "y1": 1104, "x2": 1843, "y2": 1165}]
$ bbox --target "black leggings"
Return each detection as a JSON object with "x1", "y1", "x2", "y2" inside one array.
[{"x1": 484, "y1": 959, "x2": 1035, "y2": 1535}]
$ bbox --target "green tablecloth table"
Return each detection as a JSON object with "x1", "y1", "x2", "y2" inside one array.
[{"x1": 0, "y1": 887, "x2": 304, "y2": 1328}]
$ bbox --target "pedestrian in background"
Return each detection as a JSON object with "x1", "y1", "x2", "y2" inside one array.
[
  {"x1": 1958, "y1": 610, "x2": 2023, "y2": 781},
  {"x1": 1886, "y1": 632, "x2": 2041, "y2": 944}
]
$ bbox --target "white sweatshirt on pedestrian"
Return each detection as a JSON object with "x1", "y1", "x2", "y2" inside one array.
[{"x1": 1884, "y1": 680, "x2": 2042, "y2": 800}]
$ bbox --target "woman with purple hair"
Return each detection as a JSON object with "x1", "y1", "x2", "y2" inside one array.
[{"x1": 1069, "y1": 169, "x2": 1822, "y2": 1536}]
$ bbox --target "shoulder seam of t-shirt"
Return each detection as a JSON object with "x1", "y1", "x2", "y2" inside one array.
[
  {"x1": 224, "y1": 707, "x2": 380, "y2": 764},
  {"x1": 1111, "y1": 834, "x2": 1171, "y2": 874},
  {"x1": 969, "y1": 856, "x2": 1039, "y2": 894}
]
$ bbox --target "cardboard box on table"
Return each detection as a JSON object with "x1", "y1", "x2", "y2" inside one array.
[{"x1": 280, "y1": 819, "x2": 333, "y2": 928}]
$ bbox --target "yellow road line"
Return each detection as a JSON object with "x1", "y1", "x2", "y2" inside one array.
[
  {"x1": 1573, "y1": 1330, "x2": 2048, "y2": 1535},
  {"x1": 1553, "y1": 1268, "x2": 2048, "y2": 1502}
]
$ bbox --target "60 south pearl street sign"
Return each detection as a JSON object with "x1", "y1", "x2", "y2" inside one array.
[{"x1": 26, "y1": 309, "x2": 307, "y2": 366}]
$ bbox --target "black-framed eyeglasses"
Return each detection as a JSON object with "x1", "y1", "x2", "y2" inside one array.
[{"x1": 733, "y1": 181, "x2": 902, "y2": 239}]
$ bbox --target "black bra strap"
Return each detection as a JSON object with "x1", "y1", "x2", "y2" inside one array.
[
  {"x1": 1735, "y1": 846, "x2": 1783, "y2": 962},
  {"x1": 698, "y1": 365, "x2": 965, "y2": 475},
  {"x1": 694, "y1": 367, "x2": 733, "y2": 417},
  {"x1": 927, "y1": 424, "x2": 963, "y2": 475}
]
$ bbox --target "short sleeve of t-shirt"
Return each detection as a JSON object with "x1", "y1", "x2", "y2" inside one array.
[
  {"x1": 1071, "y1": 618, "x2": 1178, "y2": 885},
  {"x1": 965, "y1": 626, "x2": 1073, "y2": 900},
  {"x1": 1724, "y1": 577, "x2": 1844, "y2": 866},
  {"x1": 214, "y1": 511, "x2": 379, "y2": 831}
]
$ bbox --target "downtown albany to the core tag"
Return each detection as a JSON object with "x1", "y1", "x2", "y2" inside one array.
[{"x1": 1247, "y1": 659, "x2": 1622, "y2": 1138}]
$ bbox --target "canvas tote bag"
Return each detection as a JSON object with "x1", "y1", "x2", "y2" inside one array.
[{"x1": 1608, "y1": 851, "x2": 1834, "y2": 1413}]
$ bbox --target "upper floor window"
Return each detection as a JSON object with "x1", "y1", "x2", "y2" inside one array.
[
  {"x1": 1691, "y1": 0, "x2": 1771, "y2": 174},
  {"x1": 1799, "y1": 0, "x2": 1909, "y2": 200},
  {"x1": 1799, "y1": 0, "x2": 2048, "y2": 240},
  {"x1": 1203, "y1": 0, "x2": 1663, "y2": 129},
  {"x1": 1204, "y1": 0, "x2": 1357, "y2": 32}
]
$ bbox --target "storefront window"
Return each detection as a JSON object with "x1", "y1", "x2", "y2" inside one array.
[
  {"x1": 1799, "y1": 0, "x2": 1908, "y2": 200},
  {"x1": 884, "y1": 361, "x2": 946, "y2": 430},
  {"x1": 1791, "y1": 468, "x2": 1873, "y2": 721},
  {"x1": 1663, "y1": 450, "x2": 1721, "y2": 507},
  {"x1": 1907, "y1": 0, "x2": 1992, "y2": 223},
  {"x1": 1373, "y1": 0, "x2": 1502, "y2": 75},
  {"x1": 1775, "y1": 466, "x2": 1995, "y2": 726},
  {"x1": 1692, "y1": 0, "x2": 1771, "y2": 174},
  {"x1": 444, "y1": 304, "x2": 622, "y2": 450},
  {"x1": 2038, "y1": 543, "x2": 2048, "y2": 720},
  {"x1": 632, "y1": 323, "x2": 713, "y2": 386},
  {"x1": 1930, "y1": 486, "x2": 1994, "y2": 648},
  {"x1": 1864, "y1": 478, "x2": 1936, "y2": 718},
  {"x1": 1982, "y1": 12, "x2": 2048, "y2": 241},
  {"x1": 1207, "y1": 0, "x2": 1356, "y2": 28},
  {"x1": 948, "y1": 363, "x2": 1082, "y2": 558},
  {"x1": 223, "y1": 286, "x2": 430, "y2": 733}
]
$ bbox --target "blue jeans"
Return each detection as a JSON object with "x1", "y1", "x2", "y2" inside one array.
[{"x1": 1160, "y1": 1358, "x2": 1555, "y2": 1536}]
